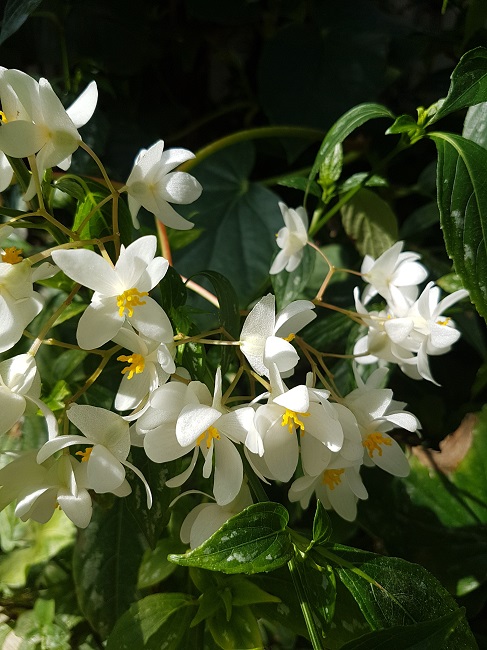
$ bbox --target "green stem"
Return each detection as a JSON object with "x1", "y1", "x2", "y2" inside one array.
[
  {"x1": 288, "y1": 556, "x2": 324, "y2": 650},
  {"x1": 180, "y1": 126, "x2": 325, "y2": 171},
  {"x1": 308, "y1": 141, "x2": 407, "y2": 237}
]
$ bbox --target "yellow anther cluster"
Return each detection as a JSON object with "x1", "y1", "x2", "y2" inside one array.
[
  {"x1": 283, "y1": 333, "x2": 296, "y2": 342},
  {"x1": 116, "y1": 288, "x2": 149, "y2": 317},
  {"x1": 362, "y1": 432, "x2": 392, "y2": 458},
  {"x1": 196, "y1": 425, "x2": 220, "y2": 449},
  {"x1": 281, "y1": 408, "x2": 310, "y2": 434},
  {"x1": 0, "y1": 111, "x2": 7, "y2": 123},
  {"x1": 76, "y1": 447, "x2": 93, "y2": 462},
  {"x1": 436, "y1": 317, "x2": 451, "y2": 327},
  {"x1": 322, "y1": 468, "x2": 344, "y2": 490},
  {"x1": 117, "y1": 353, "x2": 146, "y2": 380},
  {"x1": 1, "y1": 247, "x2": 23, "y2": 264}
]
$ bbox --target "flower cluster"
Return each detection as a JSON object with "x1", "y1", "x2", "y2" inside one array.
[
  {"x1": 353, "y1": 242, "x2": 468, "y2": 384},
  {"x1": 0, "y1": 67, "x2": 469, "y2": 547}
]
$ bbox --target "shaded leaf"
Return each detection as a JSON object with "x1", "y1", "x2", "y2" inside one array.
[
  {"x1": 207, "y1": 604, "x2": 263, "y2": 650},
  {"x1": 341, "y1": 188, "x2": 398, "y2": 257},
  {"x1": 73, "y1": 499, "x2": 147, "y2": 638},
  {"x1": 432, "y1": 132, "x2": 487, "y2": 321},
  {"x1": 0, "y1": 0, "x2": 44, "y2": 45},
  {"x1": 106, "y1": 593, "x2": 196, "y2": 650},
  {"x1": 340, "y1": 609, "x2": 465, "y2": 650}
]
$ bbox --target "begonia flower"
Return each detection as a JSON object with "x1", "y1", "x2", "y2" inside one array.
[
  {"x1": 37, "y1": 404, "x2": 151, "y2": 507},
  {"x1": 240, "y1": 293, "x2": 316, "y2": 377},
  {"x1": 361, "y1": 241, "x2": 428, "y2": 311},
  {"x1": 269, "y1": 203, "x2": 308, "y2": 275},
  {"x1": 113, "y1": 321, "x2": 176, "y2": 412},
  {"x1": 126, "y1": 140, "x2": 202, "y2": 230},
  {"x1": 169, "y1": 367, "x2": 254, "y2": 505},
  {"x1": 0, "y1": 354, "x2": 57, "y2": 439},
  {"x1": 51, "y1": 235, "x2": 169, "y2": 349},
  {"x1": 0, "y1": 68, "x2": 97, "y2": 200}
]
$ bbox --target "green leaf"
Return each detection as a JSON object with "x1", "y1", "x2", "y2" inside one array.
[
  {"x1": 43, "y1": 379, "x2": 71, "y2": 412},
  {"x1": 226, "y1": 575, "x2": 281, "y2": 606},
  {"x1": 124, "y1": 447, "x2": 178, "y2": 549},
  {"x1": 73, "y1": 499, "x2": 147, "y2": 638},
  {"x1": 54, "y1": 177, "x2": 88, "y2": 202},
  {"x1": 312, "y1": 500, "x2": 333, "y2": 546},
  {"x1": 137, "y1": 538, "x2": 185, "y2": 589},
  {"x1": 0, "y1": 510, "x2": 74, "y2": 589},
  {"x1": 106, "y1": 593, "x2": 196, "y2": 650},
  {"x1": 432, "y1": 132, "x2": 487, "y2": 320},
  {"x1": 207, "y1": 604, "x2": 263, "y2": 650},
  {"x1": 340, "y1": 188, "x2": 398, "y2": 258},
  {"x1": 158, "y1": 265, "x2": 187, "y2": 313},
  {"x1": 190, "y1": 270, "x2": 240, "y2": 372},
  {"x1": 340, "y1": 173, "x2": 388, "y2": 193},
  {"x1": 174, "y1": 142, "x2": 283, "y2": 308},
  {"x1": 339, "y1": 609, "x2": 465, "y2": 650},
  {"x1": 168, "y1": 502, "x2": 293, "y2": 574},
  {"x1": 0, "y1": 0, "x2": 44, "y2": 45},
  {"x1": 429, "y1": 48, "x2": 487, "y2": 124},
  {"x1": 399, "y1": 202, "x2": 439, "y2": 239},
  {"x1": 318, "y1": 544, "x2": 477, "y2": 650},
  {"x1": 271, "y1": 244, "x2": 316, "y2": 308},
  {"x1": 463, "y1": 102, "x2": 487, "y2": 149},
  {"x1": 308, "y1": 103, "x2": 394, "y2": 187},
  {"x1": 277, "y1": 174, "x2": 322, "y2": 198},
  {"x1": 52, "y1": 302, "x2": 87, "y2": 326}
]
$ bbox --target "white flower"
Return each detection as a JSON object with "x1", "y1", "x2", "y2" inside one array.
[
  {"x1": 361, "y1": 241, "x2": 428, "y2": 311},
  {"x1": 126, "y1": 140, "x2": 202, "y2": 230},
  {"x1": 37, "y1": 404, "x2": 151, "y2": 507},
  {"x1": 240, "y1": 294, "x2": 316, "y2": 377},
  {"x1": 113, "y1": 322, "x2": 176, "y2": 412},
  {"x1": 289, "y1": 462, "x2": 367, "y2": 522},
  {"x1": 247, "y1": 366, "x2": 345, "y2": 482},
  {"x1": 51, "y1": 235, "x2": 169, "y2": 349},
  {"x1": 0, "y1": 451, "x2": 93, "y2": 528},
  {"x1": 170, "y1": 367, "x2": 254, "y2": 505},
  {"x1": 0, "y1": 152, "x2": 13, "y2": 192},
  {"x1": 179, "y1": 483, "x2": 253, "y2": 549},
  {"x1": 0, "y1": 69, "x2": 97, "y2": 200},
  {"x1": 0, "y1": 354, "x2": 57, "y2": 439},
  {"x1": 133, "y1": 375, "x2": 208, "y2": 459},
  {"x1": 354, "y1": 283, "x2": 468, "y2": 384},
  {"x1": 269, "y1": 203, "x2": 308, "y2": 275},
  {"x1": 344, "y1": 367, "x2": 419, "y2": 477}
]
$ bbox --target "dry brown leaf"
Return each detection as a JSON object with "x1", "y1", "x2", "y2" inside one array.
[{"x1": 412, "y1": 413, "x2": 477, "y2": 475}]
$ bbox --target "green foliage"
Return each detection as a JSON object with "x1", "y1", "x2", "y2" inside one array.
[
  {"x1": 0, "y1": 0, "x2": 44, "y2": 45},
  {"x1": 169, "y1": 502, "x2": 293, "y2": 574}
]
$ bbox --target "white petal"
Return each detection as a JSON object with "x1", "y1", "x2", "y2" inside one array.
[
  {"x1": 66, "y1": 81, "x2": 98, "y2": 128},
  {"x1": 213, "y1": 437, "x2": 243, "y2": 505},
  {"x1": 77, "y1": 299, "x2": 123, "y2": 349},
  {"x1": 51, "y1": 249, "x2": 119, "y2": 294},
  {"x1": 176, "y1": 405, "x2": 220, "y2": 446}
]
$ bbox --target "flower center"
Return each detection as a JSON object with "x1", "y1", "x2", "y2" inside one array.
[
  {"x1": 322, "y1": 468, "x2": 344, "y2": 490},
  {"x1": 283, "y1": 333, "x2": 295, "y2": 342},
  {"x1": 436, "y1": 317, "x2": 451, "y2": 327},
  {"x1": 0, "y1": 111, "x2": 8, "y2": 123},
  {"x1": 116, "y1": 288, "x2": 149, "y2": 317},
  {"x1": 281, "y1": 408, "x2": 310, "y2": 434},
  {"x1": 1, "y1": 247, "x2": 23, "y2": 264},
  {"x1": 117, "y1": 353, "x2": 146, "y2": 379},
  {"x1": 363, "y1": 432, "x2": 392, "y2": 457},
  {"x1": 196, "y1": 425, "x2": 220, "y2": 449},
  {"x1": 76, "y1": 447, "x2": 93, "y2": 462}
]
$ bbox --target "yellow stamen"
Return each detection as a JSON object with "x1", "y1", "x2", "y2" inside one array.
[
  {"x1": 117, "y1": 353, "x2": 145, "y2": 379},
  {"x1": 76, "y1": 447, "x2": 93, "y2": 462},
  {"x1": 196, "y1": 425, "x2": 220, "y2": 449},
  {"x1": 281, "y1": 408, "x2": 310, "y2": 434},
  {"x1": 116, "y1": 288, "x2": 149, "y2": 317},
  {"x1": 283, "y1": 333, "x2": 295, "y2": 342},
  {"x1": 1, "y1": 247, "x2": 23, "y2": 264},
  {"x1": 363, "y1": 432, "x2": 392, "y2": 458},
  {"x1": 322, "y1": 468, "x2": 344, "y2": 490},
  {"x1": 437, "y1": 317, "x2": 451, "y2": 326},
  {"x1": 0, "y1": 111, "x2": 8, "y2": 123}
]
